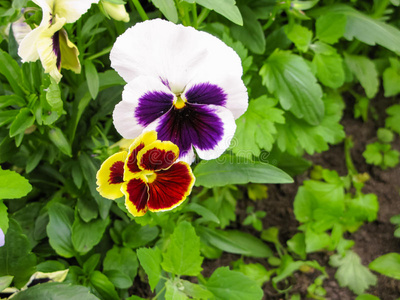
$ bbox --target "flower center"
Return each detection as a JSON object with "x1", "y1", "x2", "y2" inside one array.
[
  {"x1": 173, "y1": 94, "x2": 186, "y2": 109},
  {"x1": 145, "y1": 172, "x2": 157, "y2": 183}
]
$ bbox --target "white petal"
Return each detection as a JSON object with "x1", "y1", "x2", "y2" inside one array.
[
  {"x1": 110, "y1": 19, "x2": 243, "y2": 93},
  {"x1": 194, "y1": 105, "x2": 236, "y2": 160},
  {"x1": 113, "y1": 76, "x2": 174, "y2": 138},
  {"x1": 18, "y1": 26, "x2": 43, "y2": 62},
  {"x1": 54, "y1": 0, "x2": 99, "y2": 23}
]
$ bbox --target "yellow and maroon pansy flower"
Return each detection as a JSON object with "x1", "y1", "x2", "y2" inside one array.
[{"x1": 96, "y1": 131, "x2": 195, "y2": 217}]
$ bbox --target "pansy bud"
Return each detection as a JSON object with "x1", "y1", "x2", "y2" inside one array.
[{"x1": 102, "y1": 1, "x2": 130, "y2": 22}]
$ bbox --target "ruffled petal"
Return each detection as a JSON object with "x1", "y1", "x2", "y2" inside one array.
[
  {"x1": 18, "y1": 26, "x2": 44, "y2": 62},
  {"x1": 96, "y1": 151, "x2": 127, "y2": 199},
  {"x1": 147, "y1": 162, "x2": 195, "y2": 212},
  {"x1": 36, "y1": 15, "x2": 66, "y2": 83},
  {"x1": 122, "y1": 178, "x2": 149, "y2": 217},
  {"x1": 110, "y1": 19, "x2": 242, "y2": 93},
  {"x1": 59, "y1": 29, "x2": 80, "y2": 73},
  {"x1": 113, "y1": 76, "x2": 174, "y2": 139},
  {"x1": 137, "y1": 140, "x2": 179, "y2": 172},
  {"x1": 53, "y1": 0, "x2": 99, "y2": 23},
  {"x1": 124, "y1": 130, "x2": 157, "y2": 179},
  {"x1": 155, "y1": 103, "x2": 234, "y2": 160}
]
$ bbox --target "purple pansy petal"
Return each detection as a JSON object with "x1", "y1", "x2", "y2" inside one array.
[
  {"x1": 184, "y1": 82, "x2": 227, "y2": 106},
  {"x1": 135, "y1": 91, "x2": 173, "y2": 127},
  {"x1": 113, "y1": 76, "x2": 174, "y2": 138},
  {"x1": 155, "y1": 103, "x2": 231, "y2": 160}
]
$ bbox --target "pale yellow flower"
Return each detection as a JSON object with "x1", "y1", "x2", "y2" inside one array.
[{"x1": 102, "y1": 0, "x2": 129, "y2": 22}]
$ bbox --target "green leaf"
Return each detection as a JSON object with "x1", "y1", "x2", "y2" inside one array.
[
  {"x1": 48, "y1": 127, "x2": 72, "y2": 157},
  {"x1": 183, "y1": 203, "x2": 220, "y2": 224},
  {"x1": 230, "y1": 5, "x2": 265, "y2": 54},
  {"x1": 260, "y1": 50, "x2": 324, "y2": 125},
  {"x1": 0, "y1": 201, "x2": 7, "y2": 233},
  {"x1": 0, "y1": 275, "x2": 13, "y2": 292},
  {"x1": 0, "y1": 219, "x2": 36, "y2": 288},
  {"x1": 152, "y1": 0, "x2": 178, "y2": 23},
  {"x1": 312, "y1": 53, "x2": 345, "y2": 88},
  {"x1": 284, "y1": 24, "x2": 312, "y2": 52},
  {"x1": 103, "y1": 246, "x2": 138, "y2": 282},
  {"x1": 0, "y1": 49, "x2": 24, "y2": 95},
  {"x1": 316, "y1": 13, "x2": 346, "y2": 44},
  {"x1": 185, "y1": 0, "x2": 242, "y2": 25},
  {"x1": 383, "y1": 58, "x2": 400, "y2": 97},
  {"x1": 0, "y1": 95, "x2": 25, "y2": 108},
  {"x1": 162, "y1": 222, "x2": 203, "y2": 276},
  {"x1": 384, "y1": 149, "x2": 400, "y2": 168},
  {"x1": 276, "y1": 93, "x2": 345, "y2": 156},
  {"x1": 71, "y1": 215, "x2": 110, "y2": 254},
  {"x1": 206, "y1": 267, "x2": 263, "y2": 300},
  {"x1": 232, "y1": 260, "x2": 270, "y2": 287},
  {"x1": 197, "y1": 226, "x2": 273, "y2": 258},
  {"x1": 165, "y1": 279, "x2": 188, "y2": 300},
  {"x1": 0, "y1": 168, "x2": 32, "y2": 200},
  {"x1": 47, "y1": 203, "x2": 75, "y2": 258},
  {"x1": 330, "y1": 250, "x2": 377, "y2": 295},
  {"x1": 181, "y1": 280, "x2": 213, "y2": 299},
  {"x1": 287, "y1": 233, "x2": 306, "y2": 259},
  {"x1": 85, "y1": 60, "x2": 100, "y2": 99},
  {"x1": 369, "y1": 253, "x2": 400, "y2": 280},
  {"x1": 232, "y1": 97, "x2": 284, "y2": 157},
  {"x1": 9, "y1": 107, "x2": 35, "y2": 137},
  {"x1": 344, "y1": 53, "x2": 378, "y2": 99},
  {"x1": 194, "y1": 154, "x2": 293, "y2": 188},
  {"x1": 363, "y1": 142, "x2": 383, "y2": 166},
  {"x1": 12, "y1": 282, "x2": 99, "y2": 300},
  {"x1": 202, "y1": 186, "x2": 237, "y2": 228},
  {"x1": 347, "y1": 194, "x2": 379, "y2": 222},
  {"x1": 89, "y1": 271, "x2": 119, "y2": 300},
  {"x1": 312, "y1": 5, "x2": 400, "y2": 53},
  {"x1": 386, "y1": 104, "x2": 400, "y2": 135},
  {"x1": 122, "y1": 223, "x2": 159, "y2": 249},
  {"x1": 377, "y1": 128, "x2": 394, "y2": 144},
  {"x1": 137, "y1": 247, "x2": 162, "y2": 291},
  {"x1": 103, "y1": 270, "x2": 132, "y2": 289}
]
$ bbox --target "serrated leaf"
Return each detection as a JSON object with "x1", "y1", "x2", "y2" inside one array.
[
  {"x1": 347, "y1": 194, "x2": 379, "y2": 222},
  {"x1": 230, "y1": 5, "x2": 265, "y2": 54},
  {"x1": 344, "y1": 53, "x2": 378, "y2": 98},
  {"x1": 383, "y1": 58, "x2": 400, "y2": 97},
  {"x1": 276, "y1": 93, "x2": 345, "y2": 156},
  {"x1": 47, "y1": 203, "x2": 75, "y2": 258},
  {"x1": 137, "y1": 247, "x2": 162, "y2": 291},
  {"x1": 260, "y1": 50, "x2": 324, "y2": 125},
  {"x1": 330, "y1": 251, "x2": 377, "y2": 294},
  {"x1": 0, "y1": 168, "x2": 32, "y2": 200},
  {"x1": 386, "y1": 104, "x2": 400, "y2": 135},
  {"x1": 194, "y1": 154, "x2": 293, "y2": 188},
  {"x1": 206, "y1": 267, "x2": 263, "y2": 300},
  {"x1": 85, "y1": 60, "x2": 99, "y2": 99},
  {"x1": 104, "y1": 246, "x2": 138, "y2": 282},
  {"x1": 284, "y1": 24, "x2": 313, "y2": 52},
  {"x1": 152, "y1": 0, "x2": 178, "y2": 23},
  {"x1": 185, "y1": 0, "x2": 242, "y2": 25},
  {"x1": 232, "y1": 97, "x2": 284, "y2": 157},
  {"x1": 162, "y1": 222, "x2": 203, "y2": 276},
  {"x1": 369, "y1": 253, "x2": 400, "y2": 280},
  {"x1": 0, "y1": 219, "x2": 37, "y2": 288},
  {"x1": 12, "y1": 282, "x2": 99, "y2": 300},
  {"x1": 313, "y1": 53, "x2": 345, "y2": 88},
  {"x1": 9, "y1": 107, "x2": 35, "y2": 137}
]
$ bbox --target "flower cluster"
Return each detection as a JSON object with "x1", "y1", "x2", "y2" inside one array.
[
  {"x1": 96, "y1": 131, "x2": 195, "y2": 216},
  {"x1": 98, "y1": 19, "x2": 248, "y2": 217}
]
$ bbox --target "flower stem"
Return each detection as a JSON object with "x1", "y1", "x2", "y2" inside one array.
[
  {"x1": 87, "y1": 45, "x2": 113, "y2": 60},
  {"x1": 197, "y1": 8, "x2": 210, "y2": 27},
  {"x1": 131, "y1": 0, "x2": 149, "y2": 21},
  {"x1": 191, "y1": 3, "x2": 198, "y2": 28}
]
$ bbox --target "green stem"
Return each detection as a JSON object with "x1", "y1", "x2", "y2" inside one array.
[
  {"x1": 197, "y1": 8, "x2": 210, "y2": 27},
  {"x1": 344, "y1": 136, "x2": 358, "y2": 176},
  {"x1": 131, "y1": 0, "x2": 149, "y2": 21},
  {"x1": 182, "y1": 4, "x2": 191, "y2": 26},
  {"x1": 152, "y1": 285, "x2": 166, "y2": 300},
  {"x1": 191, "y1": 3, "x2": 198, "y2": 28},
  {"x1": 197, "y1": 273, "x2": 207, "y2": 285},
  {"x1": 262, "y1": 4, "x2": 281, "y2": 31},
  {"x1": 87, "y1": 45, "x2": 112, "y2": 60},
  {"x1": 372, "y1": 0, "x2": 390, "y2": 18}
]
